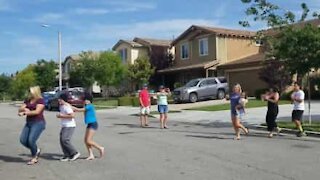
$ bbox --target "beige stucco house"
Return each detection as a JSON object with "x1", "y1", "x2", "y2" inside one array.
[{"x1": 158, "y1": 25, "x2": 261, "y2": 88}]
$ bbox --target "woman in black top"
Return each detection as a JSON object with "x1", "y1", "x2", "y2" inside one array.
[{"x1": 262, "y1": 88, "x2": 281, "y2": 138}]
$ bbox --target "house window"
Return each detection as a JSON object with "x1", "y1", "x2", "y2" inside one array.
[
  {"x1": 255, "y1": 39, "x2": 264, "y2": 46},
  {"x1": 119, "y1": 48, "x2": 127, "y2": 62},
  {"x1": 180, "y1": 43, "x2": 189, "y2": 60},
  {"x1": 199, "y1": 38, "x2": 208, "y2": 56}
]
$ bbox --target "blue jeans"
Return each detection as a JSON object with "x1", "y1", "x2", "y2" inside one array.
[{"x1": 20, "y1": 121, "x2": 46, "y2": 157}]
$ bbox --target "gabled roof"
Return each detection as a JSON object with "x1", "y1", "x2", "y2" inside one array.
[
  {"x1": 172, "y1": 25, "x2": 256, "y2": 45},
  {"x1": 112, "y1": 39, "x2": 143, "y2": 50},
  {"x1": 133, "y1": 37, "x2": 172, "y2": 47},
  {"x1": 64, "y1": 52, "x2": 101, "y2": 64}
]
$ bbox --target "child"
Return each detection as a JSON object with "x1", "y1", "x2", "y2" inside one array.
[
  {"x1": 74, "y1": 93, "x2": 104, "y2": 160},
  {"x1": 56, "y1": 93, "x2": 80, "y2": 161},
  {"x1": 154, "y1": 86, "x2": 171, "y2": 129},
  {"x1": 237, "y1": 92, "x2": 248, "y2": 120}
]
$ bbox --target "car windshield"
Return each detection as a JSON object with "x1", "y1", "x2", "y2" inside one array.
[
  {"x1": 69, "y1": 90, "x2": 83, "y2": 97},
  {"x1": 185, "y1": 80, "x2": 200, "y2": 87}
]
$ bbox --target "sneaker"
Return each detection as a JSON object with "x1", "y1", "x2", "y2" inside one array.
[
  {"x1": 60, "y1": 156, "x2": 70, "y2": 162},
  {"x1": 296, "y1": 131, "x2": 307, "y2": 137},
  {"x1": 70, "y1": 152, "x2": 81, "y2": 161}
]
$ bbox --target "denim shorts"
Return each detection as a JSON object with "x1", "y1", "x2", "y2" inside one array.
[
  {"x1": 87, "y1": 122, "x2": 98, "y2": 130},
  {"x1": 158, "y1": 105, "x2": 168, "y2": 114}
]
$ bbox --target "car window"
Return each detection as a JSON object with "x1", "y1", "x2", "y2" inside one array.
[
  {"x1": 207, "y1": 79, "x2": 217, "y2": 85},
  {"x1": 185, "y1": 80, "x2": 200, "y2": 87},
  {"x1": 199, "y1": 80, "x2": 208, "y2": 87},
  {"x1": 218, "y1": 77, "x2": 227, "y2": 83}
]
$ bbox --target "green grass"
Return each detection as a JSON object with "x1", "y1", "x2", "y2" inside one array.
[
  {"x1": 186, "y1": 100, "x2": 291, "y2": 111},
  {"x1": 93, "y1": 99, "x2": 119, "y2": 109},
  {"x1": 262, "y1": 121, "x2": 320, "y2": 132}
]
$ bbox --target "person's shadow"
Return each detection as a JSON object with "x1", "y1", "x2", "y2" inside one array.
[{"x1": 0, "y1": 155, "x2": 26, "y2": 163}]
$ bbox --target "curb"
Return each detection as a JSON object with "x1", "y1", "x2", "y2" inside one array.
[{"x1": 251, "y1": 125, "x2": 320, "y2": 138}]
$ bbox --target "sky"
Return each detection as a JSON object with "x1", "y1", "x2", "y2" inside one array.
[{"x1": 0, "y1": 0, "x2": 319, "y2": 74}]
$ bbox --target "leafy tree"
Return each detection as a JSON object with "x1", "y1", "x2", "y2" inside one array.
[
  {"x1": 0, "y1": 73, "x2": 12, "y2": 100},
  {"x1": 69, "y1": 51, "x2": 97, "y2": 90},
  {"x1": 258, "y1": 60, "x2": 292, "y2": 93},
  {"x1": 239, "y1": 0, "x2": 320, "y2": 77},
  {"x1": 94, "y1": 51, "x2": 125, "y2": 97},
  {"x1": 127, "y1": 57, "x2": 155, "y2": 91},
  {"x1": 33, "y1": 59, "x2": 57, "y2": 91},
  {"x1": 11, "y1": 65, "x2": 37, "y2": 100}
]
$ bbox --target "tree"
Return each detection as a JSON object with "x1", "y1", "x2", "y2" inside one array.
[
  {"x1": 240, "y1": 0, "x2": 320, "y2": 124},
  {"x1": 127, "y1": 57, "x2": 155, "y2": 91},
  {"x1": 33, "y1": 59, "x2": 57, "y2": 91},
  {"x1": 0, "y1": 73, "x2": 12, "y2": 100},
  {"x1": 11, "y1": 65, "x2": 37, "y2": 100},
  {"x1": 258, "y1": 60, "x2": 292, "y2": 93},
  {"x1": 94, "y1": 51, "x2": 125, "y2": 98},
  {"x1": 69, "y1": 51, "x2": 97, "y2": 90}
]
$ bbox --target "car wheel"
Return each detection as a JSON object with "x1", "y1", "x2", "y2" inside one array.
[
  {"x1": 217, "y1": 89, "x2": 225, "y2": 99},
  {"x1": 189, "y1": 93, "x2": 198, "y2": 103}
]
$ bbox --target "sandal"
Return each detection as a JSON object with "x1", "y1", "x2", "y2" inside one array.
[
  {"x1": 244, "y1": 127, "x2": 249, "y2": 135},
  {"x1": 27, "y1": 158, "x2": 38, "y2": 165}
]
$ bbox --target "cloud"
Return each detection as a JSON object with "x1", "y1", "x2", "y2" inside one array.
[
  {"x1": 83, "y1": 18, "x2": 220, "y2": 41},
  {"x1": 105, "y1": 0, "x2": 157, "y2": 12},
  {"x1": 21, "y1": 12, "x2": 68, "y2": 25},
  {"x1": 72, "y1": 8, "x2": 110, "y2": 15}
]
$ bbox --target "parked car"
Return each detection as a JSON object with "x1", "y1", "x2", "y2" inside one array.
[
  {"x1": 47, "y1": 89, "x2": 85, "y2": 111},
  {"x1": 172, "y1": 77, "x2": 228, "y2": 103},
  {"x1": 42, "y1": 92, "x2": 55, "y2": 108}
]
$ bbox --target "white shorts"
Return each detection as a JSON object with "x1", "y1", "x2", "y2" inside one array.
[{"x1": 140, "y1": 107, "x2": 150, "y2": 115}]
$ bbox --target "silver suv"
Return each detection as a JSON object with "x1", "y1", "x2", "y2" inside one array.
[{"x1": 173, "y1": 77, "x2": 228, "y2": 103}]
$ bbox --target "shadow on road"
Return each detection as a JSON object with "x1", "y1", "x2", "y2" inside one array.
[
  {"x1": 19, "y1": 153, "x2": 63, "y2": 161},
  {"x1": 0, "y1": 155, "x2": 26, "y2": 163}
]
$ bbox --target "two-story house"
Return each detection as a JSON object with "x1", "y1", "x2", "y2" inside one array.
[
  {"x1": 158, "y1": 25, "x2": 260, "y2": 89},
  {"x1": 112, "y1": 37, "x2": 173, "y2": 88}
]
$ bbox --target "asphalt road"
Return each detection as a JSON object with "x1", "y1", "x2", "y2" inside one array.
[{"x1": 0, "y1": 103, "x2": 320, "y2": 180}]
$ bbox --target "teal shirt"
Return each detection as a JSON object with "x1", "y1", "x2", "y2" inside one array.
[
  {"x1": 84, "y1": 104, "x2": 97, "y2": 124},
  {"x1": 157, "y1": 92, "x2": 169, "y2": 105}
]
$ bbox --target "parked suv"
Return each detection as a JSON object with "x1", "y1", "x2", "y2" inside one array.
[
  {"x1": 47, "y1": 89, "x2": 85, "y2": 110},
  {"x1": 173, "y1": 77, "x2": 228, "y2": 103}
]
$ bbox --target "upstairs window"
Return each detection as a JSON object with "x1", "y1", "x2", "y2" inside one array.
[
  {"x1": 255, "y1": 39, "x2": 264, "y2": 46},
  {"x1": 181, "y1": 43, "x2": 189, "y2": 60},
  {"x1": 119, "y1": 48, "x2": 127, "y2": 62},
  {"x1": 199, "y1": 38, "x2": 208, "y2": 56}
]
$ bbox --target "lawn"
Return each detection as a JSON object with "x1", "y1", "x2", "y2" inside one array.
[
  {"x1": 261, "y1": 121, "x2": 320, "y2": 132},
  {"x1": 93, "y1": 99, "x2": 119, "y2": 109},
  {"x1": 186, "y1": 100, "x2": 291, "y2": 111}
]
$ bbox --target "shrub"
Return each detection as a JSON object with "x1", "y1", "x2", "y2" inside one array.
[
  {"x1": 174, "y1": 82, "x2": 183, "y2": 89},
  {"x1": 254, "y1": 88, "x2": 268, "y2": 99},
  {"x1": 118, "y1": 96, "x2": 133, "y2": 106},
  {"x1": 132, "y1": 97, "x2": 140, "y2": 107},
  {"x1": 280, "y1": 90, "x2": 293, "y2": 100}
]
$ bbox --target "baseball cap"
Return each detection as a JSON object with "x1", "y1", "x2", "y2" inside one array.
[{"x1": 159, "y1": 85, "x2": 165, "y2": 89}]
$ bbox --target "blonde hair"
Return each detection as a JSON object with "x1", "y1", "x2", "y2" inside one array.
[
  {"x1": 233, "y1": 83, "x2": 242, "y2": 93},
  {"x1": 29, "y1": 86, "x2": 42, "y2": 100}
]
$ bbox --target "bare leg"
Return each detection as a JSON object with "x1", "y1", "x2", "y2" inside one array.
[
  {"x1": 160, "y1": 114, "x2": 164, "y2": 129},
  {"x1": 294, "y1": 120, "x2": 303, "y2": 132},
  {"x1": 145, "y1": 115, "x2": 149, "y2": 126},
  {"x1": 84, "y1": 129, "x2": 94, "y2": 160},
  {"x1": 85, "y1": 129, "x2": 105, "y2": 159},
  {"x1": 164, "y1": 113, "x2": 168, "y2": 128}
]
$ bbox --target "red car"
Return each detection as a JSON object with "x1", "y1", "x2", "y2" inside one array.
[{"x1": 47, "y1": 89, "x2": 85, "y2": 111}]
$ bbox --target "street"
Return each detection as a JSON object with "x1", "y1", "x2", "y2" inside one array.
[{"x1": 0, "y1": 103, "x2": 320, "y2": 180}]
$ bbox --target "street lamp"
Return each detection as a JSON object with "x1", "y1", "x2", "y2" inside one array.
[{"x1": 41, "y1": 24, "x2": 62, "y2": 91}]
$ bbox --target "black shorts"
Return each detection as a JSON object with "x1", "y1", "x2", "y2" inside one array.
[
  {"x1": 292, "y1": 110, "x2": 304, "y2": 121},
  {"x1": 86, "y1": 122, "x2": 98, "y2": 130}
]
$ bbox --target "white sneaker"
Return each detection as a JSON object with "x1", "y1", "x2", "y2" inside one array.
[
  {"x1": 70, "y1": 152, "x2": 80, "y2": 161},
  {"x1": 60, "y1": 156, "x2": 70, "y2": 162}
]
